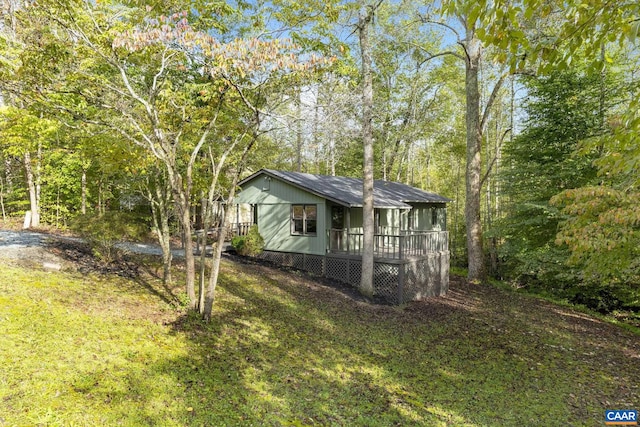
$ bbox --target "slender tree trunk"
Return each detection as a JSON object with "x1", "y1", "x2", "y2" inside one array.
[
  {"x1": 166, "y1": 166, "x2": 196, "y2": 306},
  {"x1": 202, "y1": 134, "x2": 259, "y2": 321},
  {"x1": 202, "y1": 192, "x2": 231, "y2": 321},
  {"x1": 55, "y1": 186, "x2": 60, "y2": 228},
  {"x1": 158, "y1": 212, "x2": 173, "y2": 286},
  {"x1": 4, "y1": 157, "x2": 12, "y2": 190},
  {"x1": 330, "y1": 138, "x2": 336, "y2": 176},
  {"x1": 98, "y1": 180, "x2": 102, "y2": 216},
  {"x1": 198, "y1": 197, "x2": 207, "y2": 312},
  {"x1": 464, "y1": 31, "x2": 485, "y2": 282},
  {"x1": 149, "y1": 174, "x2": 173, "y2": 285},
  {"x1": 0, "y1": 177, "x2": 6, "y2": 221},
  {"x1": 178, "y1": 197, "x2": 196, "y2": 307},
  {"x1": 81, "y1": 168, "x2": 87, "y2": 215},
  {"x1": 24, "y1": 151, "x2": 40, "y2": 227},
  {"x1": 296, "y1": 87, "x2": 303, "y2": 172},
  {"x1": 312, "y1": 89, "x2": 320, "y2": 175},
  {"x1": 198, "y1": 230, "x2": 206, "y2": 312},
  {"x1": 358, "y1": 0, "x2": 377, "y2": 298},
  {"x1": 453, "y1": 156, "x2": 462, "y2": 260},
  {"x1": 36, "y1": 141, "x2": 41, "y2": 224}
]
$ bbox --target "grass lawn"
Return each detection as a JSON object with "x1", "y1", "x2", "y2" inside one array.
[{"x1": 0, "y1": 249, "x2": 638, "y2": 426}]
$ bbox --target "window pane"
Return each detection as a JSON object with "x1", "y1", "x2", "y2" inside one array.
[
  {"x1": 293, "y1": 219, "x2": 304, "y2": 234},
  {"x1": 306, "y1": 220, "x2": 317, "y2": 234},
  {"x1": 292, "y1": 205, "x2": 303, "y2": 219},
  {"x1": 305, "y1": 205, "x2": 317, "y2": 220},
  {"x1": 305, "y1": 205, "x2": 317, "y2": 234}
]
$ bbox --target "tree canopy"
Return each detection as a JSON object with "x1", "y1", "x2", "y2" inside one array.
[{"x1": 1, "y1": 0, "x2": 638, "y2": 317}]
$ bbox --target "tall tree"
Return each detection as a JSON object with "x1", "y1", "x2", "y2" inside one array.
[
  {"x1": 0, "y1": 109, "x2": 59, "y2": 227},
  {"x1": 357, "y1": 0, "x2": 383, "y2": 297},
  {"x1": 416, "y1": 1, "x2": 510, "y2": 282}
]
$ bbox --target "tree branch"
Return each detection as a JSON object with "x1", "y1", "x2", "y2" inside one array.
[
  {"x1": 480, "y1": 73, "x2": 507, "y2": 132},
  {"x1": 409, "y1": 42, "x2": 465, "y2": 62},
  {"x1": 480, "y1": 128, "x2": 511, "y2": 187}
]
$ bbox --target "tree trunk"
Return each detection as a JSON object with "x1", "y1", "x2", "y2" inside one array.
[
  {"x1": 296, "y1": 87, "x2": 303, "y2": 172},
  {"x1": 464, "y1": 31, "x2": 485, "y2": 282},
  {"x1": 36, "y1": 142, "x2": 41, "y2": 223},
  {"x1": 358, "y1": 1, "x2": 376, "y2": 298},
  {"x1": 24, "y1": 151, "x2": 40, "y2": 227},
  {"x1": 81, "y1": 167, "x2": 87, "y2": 215},
  {"x1": 164, "y1": 158, "x2": 197, "y2": 308},
  {"x1": 178, "y1": 197, "x2": 196, "y2": 308},
  {"x1": 202, "y1": 194, "x2": 231, "y2": 321},
  {"x1": 0, "y1": 177, "x2": 6, "y2": 222},
  {"x1": 149, "y1": 174, "x2": 173, "y2": 286},
  {"x1": 203, "y1": 161, "x2": 253, "y2": 319}
]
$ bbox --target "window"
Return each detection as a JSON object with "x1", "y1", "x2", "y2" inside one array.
[{"x1": 291, "y1": 205, "x2": 317, "y2": 235}]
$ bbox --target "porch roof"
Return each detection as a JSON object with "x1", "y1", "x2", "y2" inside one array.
[{"x1": 239, "y1": 169, "x2": 451, "y2": 208}]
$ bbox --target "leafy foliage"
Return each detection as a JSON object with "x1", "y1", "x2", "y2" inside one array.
[
  {"x1": 498, "y1": 70, "x2": 609, "y2": 283},
  {"x1": 551, "y1": 186, "x2": 640, "y2": 305},
  {"x1": 472, "y1": 0, "x2": 639, "y2": 74},
  {"x1": 497, "y1": 65, "x2": 638, "y2": 312},
  {"x1": 71, "y1": 211, "x2": 148, "y2": 262},
  {"x1": 231, "y1": 224, "x2": 264, "y2": 257}
]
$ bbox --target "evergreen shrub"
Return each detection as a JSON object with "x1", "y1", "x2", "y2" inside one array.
[{"x1": 231, "y1": 224, "x2": 264, "y2": 257}]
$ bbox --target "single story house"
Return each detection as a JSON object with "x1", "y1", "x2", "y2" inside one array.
[{"x1": 234, "y1": 169, "x2": 451, "y2": 304}]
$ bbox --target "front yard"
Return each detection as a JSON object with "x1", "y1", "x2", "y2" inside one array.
[{"x1": 0, "y1": 246, "x2": 638, "y2": 426}]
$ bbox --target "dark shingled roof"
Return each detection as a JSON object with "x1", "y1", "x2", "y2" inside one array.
[{"x1": 239, "y1": 169, "x2": 451, "y2": 208}]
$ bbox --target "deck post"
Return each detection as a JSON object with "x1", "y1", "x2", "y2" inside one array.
[
  {"x1": 399, "y1": 234, "x2": 404, "y2": 260},
  {"x1": 236, "y1": 204, "x2": 240, "y2": 235},
  {"x1": 346, "y1": 208, "x2": 351, "y2": 253}
]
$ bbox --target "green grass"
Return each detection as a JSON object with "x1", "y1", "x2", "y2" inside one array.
[{"x1": 1, "y1": 257, "x2": 638, "y2": 426}]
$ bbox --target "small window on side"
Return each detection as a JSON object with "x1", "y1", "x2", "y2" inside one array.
[{"x1": 291, "y1": 204, "x2": 317, "y2": 236}]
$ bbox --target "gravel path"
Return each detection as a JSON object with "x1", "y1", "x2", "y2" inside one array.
[
  {"x1": 0, "y1": 229, "x2": 202, "y2": 263},
  {"x1": 0, "y1": 230, "x2": 71, "y2": 267},
  {"x1": 0, "y1": 230, "x2": 49, "y2": 249}
]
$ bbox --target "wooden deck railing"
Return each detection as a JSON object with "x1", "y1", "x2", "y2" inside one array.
[
  {"x1": 195, "y1": 222, "x2": 252, "y2": 242},
  {"x1": 327, "y1": 229, "x2": 448, "y2": 260},
  {"x1": 234, "y1": 222, "x2": 252, "y2": 237}
]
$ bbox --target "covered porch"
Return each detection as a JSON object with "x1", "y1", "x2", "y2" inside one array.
[{"x1": 325, "y1": 201, "x2": 448, "y2": 261}]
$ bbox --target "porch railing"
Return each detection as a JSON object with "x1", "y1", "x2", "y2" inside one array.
[
  {"x1": 327, "y1": 229, "x2": 448, "y2": 260},
  {"x1": 234, "y1": 222, "x2": 252, "y2": 237},
  {"x1": 195, "y1": 222, "x2": 252, "y2": 242}
]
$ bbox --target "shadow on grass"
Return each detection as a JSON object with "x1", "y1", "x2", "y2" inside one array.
[
  {"x1": 63, "y1": 257, "x2": 640, "y2": 426},
  {"x1": 45, "y1": 238, "x2": 182, "y2": 307}
]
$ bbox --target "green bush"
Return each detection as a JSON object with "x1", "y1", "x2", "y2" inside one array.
[
  {"x1": 231, "y1": 224, "x2": 264, "y2": 257},
  {"x1": 71, "y1": 211, "x2": 148, "y2": 262}
]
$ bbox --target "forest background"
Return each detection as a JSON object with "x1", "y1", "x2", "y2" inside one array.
[{"x1": 0, "y1": 0, "x2": 638, "y2": 319}]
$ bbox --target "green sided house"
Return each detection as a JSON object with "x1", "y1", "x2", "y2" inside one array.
[{"x1": 234, "y1": 169, "x2": 451, "y2": 304}]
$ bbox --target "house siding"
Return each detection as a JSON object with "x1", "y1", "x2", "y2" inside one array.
[
  {"x1": 236, "y1": 175, "x2": 327, "y2": 255},
  {"x1": 409, "y1": 203, "x2": 447, "y2": 231}
]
